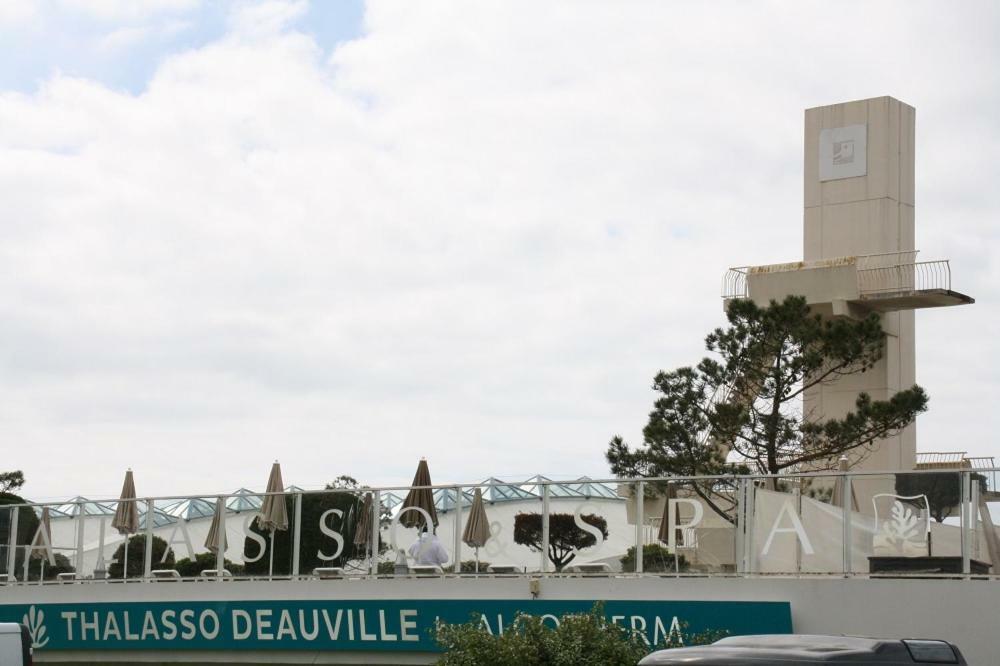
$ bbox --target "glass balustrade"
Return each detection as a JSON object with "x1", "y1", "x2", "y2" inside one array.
[{"x1": 0, "y1": 470, "x2": 994, "y2": 584}]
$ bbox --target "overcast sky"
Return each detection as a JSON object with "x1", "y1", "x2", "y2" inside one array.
[{"x1": 1, "y1": 0, "x2": 997, "y2": 502}]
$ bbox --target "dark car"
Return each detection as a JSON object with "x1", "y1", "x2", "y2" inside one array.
[{"x1": 638, "y1": 634, "x2": 967, "y2": 665}]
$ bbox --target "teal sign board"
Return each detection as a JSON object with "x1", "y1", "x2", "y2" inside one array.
[{"x1": 0, "y1": 599, "x2": 791, "y2": 652}]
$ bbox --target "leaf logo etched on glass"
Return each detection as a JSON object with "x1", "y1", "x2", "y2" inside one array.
[
  {"x1": 22, "y1": 605, "x2": 48, "y2": 649},
  {"x1": 873, "y1": 495, "x2": 930, "y2": 557}
]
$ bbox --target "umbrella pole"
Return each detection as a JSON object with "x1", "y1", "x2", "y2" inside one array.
[
  {"x1": 475, "y1": 547, "x2": 479, "y2": 573},
  {"x1": 123, "y1": 538, "x2": 129, "y2": 581},
  {"x1": 268, "y1": 530, "x2": 275, "y2": 578}
]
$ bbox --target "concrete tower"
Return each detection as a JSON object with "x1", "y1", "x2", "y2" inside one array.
[
  {"x1": 804, "y1": 97, "x2": 917, "y2": 476},
  {"x1": 723, "y1": 96, "x2": 973, "y2": 503}
]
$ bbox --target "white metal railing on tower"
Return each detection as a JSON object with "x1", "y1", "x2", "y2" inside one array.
[
  {"x1": 721, "y1": 267, "x2": 749, "y2": 299},
  {"x1": 857, "y1": 256, "x2": 952, "y2": 297}
]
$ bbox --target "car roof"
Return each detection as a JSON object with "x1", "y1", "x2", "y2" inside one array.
[{"x1": 638, "y1": 634, "x2": 952, "y2": 664}]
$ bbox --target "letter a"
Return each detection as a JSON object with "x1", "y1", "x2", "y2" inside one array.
[{"x1": 761, "y1": 500, "x2": 814, "y2": 555}]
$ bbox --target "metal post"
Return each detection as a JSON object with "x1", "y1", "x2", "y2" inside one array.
[
  {"x1": 842, "y1": 474, "x2": 852, "y2": 575},
  {"x1": 6, "y1": 506, "x2": 18, "y2": 579},
  {"x1": 970, "y1": 476, "x2": 980, "y2": 562},
  {"x1": 793, "y1": 484, "x2": 802, "y2": 574},
  {"x1": 453, "y1": 486, "x2": 463, "y2": 574},
  {"x1": 143, "y1": 499, "x2": 154, "y2": 579},
  {"x1": 960, "y1": 472, "x2": 970, "y2": 576},
  {"x1": 371, "y1": 490, "x2": 380, "y2": 576},
  {"x1": 215, "y1": 496, "x2": 226, "y2": 577},
  {"x1": 634, "y1": 482, "x2": 644, "y2": 574},
  {"x1": 734, "y1": 479, "x2": 745, "y2": 574},
  {"x1": 75, "y1": 501, "x2": 85, "y2": 575},
  {"x1": 541, "y1": 484, "x2": 550, "y2": 573},
  {"x1": 745, "y1": 480, "x2": 756, "y2": 574},
  {"x1": 291, "y1": 493, "x2": 302, "y2": 577}
]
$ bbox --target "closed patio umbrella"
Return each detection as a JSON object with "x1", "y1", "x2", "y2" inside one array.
[
  {"x1": 112, "y1": 469, "x2": 140, "y2": 580},
  {"x1": 462, "y1": 488, "x2": 491, "y2": 572},
  {"x1": 204, "y1": 497, "x2": 227, "y2": 556},
  {"x1": 657, "y1": 482, "x2": 682, "y2": 574},
  {"x1": 830, "y1": 456, "x2": 858, "y2": 511},
  {"x1": 353, "y1": 493, "x2": 374, "y2": 565},
  {"x1": 257, "y1": 461, "x2": 288, "y2": 577},
  {"x1": 400, "y1": 458, "x2": 438, "y2": 533}
]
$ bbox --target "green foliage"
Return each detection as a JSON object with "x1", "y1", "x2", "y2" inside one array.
[
  {"x1": 243, "y1": 483, "x2": 367, "y2": 575},
  {"x1": 377, "y1": 560, "x2": 396, "y2": 575},
  {"x1": 108, "y1": 535, "x2": 174, "y2": 579},
  {"x1": 434, "y1": 602, "x2": 723, "y2": 666},
  {"x1": 460, "y1": 559, "x2": 491, "y2": 573},
  {"x1": 619, "y1": 544, "x2": 687, "y2": 573},
  {"x1": 174, "y1": 552, "x2": 245, "y2": 577},
  {"x1": 0, "y1": 493, "x2": 41, "y2": 578},
  {"x1": 25, "y1": 552, "x2": 75, "y2": 581},
  {"x1": 0, "y1": 471, "x2": 25, "y2": 494},
  {"x1": 513, "y1": 513, "x2": 608, "y2": 571},
  {"x1": 895, "y1": 472, "x2": 987, "y2": 523},
  {"x1": 608, "y1": 296, "x2": 928, "y2": 519}
]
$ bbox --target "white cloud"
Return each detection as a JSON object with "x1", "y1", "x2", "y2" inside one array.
[
  {"x1": 228, "y1": 0, "x2": 308, "y2": 39},
  {"x1": 0, "y1": 0, "x2": 998, "y2": 500},
  {"x1": 96, "y1": 25, "x2": 152, "y2": 51},
  {"x1": 57, "y1": 0, "x2": 201, "y2": 22},
  {"x1": 0, "y1": 0, "x2": 37, "y2": 26}
]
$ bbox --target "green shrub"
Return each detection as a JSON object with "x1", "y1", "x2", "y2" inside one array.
[
  {"x1": 25, "y1": 552, "x2": 75, "y2": 581},
  {"x1": 108, "y1": 535, "x2": 174, "y2": 579},
  {"x1": 0, "y1": 494, "x2": 43, "y2": 579},
  {"x1": 434, "y1": 602, "x2": 723, "y2": 665},
  {"x1": 619, "y1": 544, "x2": 687, "y2": 573},
  {"x1": 460, "y1": 559, "x2": 491, "y2": 573},
  {"x1": 174, "y1": 552, "x2": 245, "y2": 577}
]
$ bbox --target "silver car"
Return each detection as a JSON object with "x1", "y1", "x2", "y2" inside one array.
[{"x1": 638, "y1": 635, "x2": 966, "y2": 665}]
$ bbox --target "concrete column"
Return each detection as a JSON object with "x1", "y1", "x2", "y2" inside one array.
[{"x1": 803, "y1": 97, "x2": 917, "y2": 506}]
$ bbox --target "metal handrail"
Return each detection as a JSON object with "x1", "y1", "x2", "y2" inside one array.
[
  {"x1": 721, "y1": 267, "x2": 749, "y2": 299},
  {"x1": 858, "y1": 259, "x2": 952, "y2": 296},
  {"x1": 3, "y1": 467, "x2": 996, "y2": 584},
  {"x1": 5, "y1": 466, "x2": 1000, "y2": 511}
]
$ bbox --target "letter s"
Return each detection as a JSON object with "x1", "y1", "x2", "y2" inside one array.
[
  {"x1": 317, "y1": 509, "x2": 345, "y2": 561},
  {"x1": 243, "y1": 515, "x2": 267, "y2": 563}
]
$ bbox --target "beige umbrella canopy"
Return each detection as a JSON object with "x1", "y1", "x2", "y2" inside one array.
[
  {"x1": 462, "y1": 488, "x2": 491, "y2": 572},
  {"x1": 112, "y1": 469, "x2": 140, "y2": 535},
  {"x1": 656, "y1": 482, "x2": 678, "y2": 545},
  {"x1": 657, "y1": 482, "x2": 691, "y2": 574},
  {"x1": 112, "y1": 469, "x2": 140, "y2": 580},
  {"x1": 400, "y1": 458, "x2": 438, "y2": 532},
  {"x1": 257, "y1": 461, "x2": 289, "y2": 532},
  {"x1": 204, "y1": 497, "x2": 227, "y2": 556},
  {"x1": 830, "y1": 457, "x2": 858, "y2": 511},
  {"x1": 257, "y1": 461, "x2": 288, "y2": 577},
  {"x1": 353, "y1": 492, "x2": 373, "y2": 548}
]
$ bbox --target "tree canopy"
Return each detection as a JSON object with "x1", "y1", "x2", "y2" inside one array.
[
  {"x1": 608, "y1": 296, "x2": 928, "y2": 517},
  {"x1": 513, "y1": 513, "x2": 608, "y2": 571},
  {"x1": 0, "y1": 471, "x2": 24, "y2": 494}
]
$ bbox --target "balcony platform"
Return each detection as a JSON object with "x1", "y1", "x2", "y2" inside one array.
[{"x1": 854, "y1": 288, "x2": 975, "y2": 312}]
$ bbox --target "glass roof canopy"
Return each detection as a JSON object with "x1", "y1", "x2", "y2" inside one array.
[
  {"x1": 40, "y1": 478, "x2": 621, "y2": 521},
  {"x1": 432, "y1": 476, "x2": 621, "y2": 513}
]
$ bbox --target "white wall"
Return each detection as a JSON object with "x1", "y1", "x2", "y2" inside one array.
[{"x1": 4, "y1": 576, "x2": 995, "y2": 665}]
